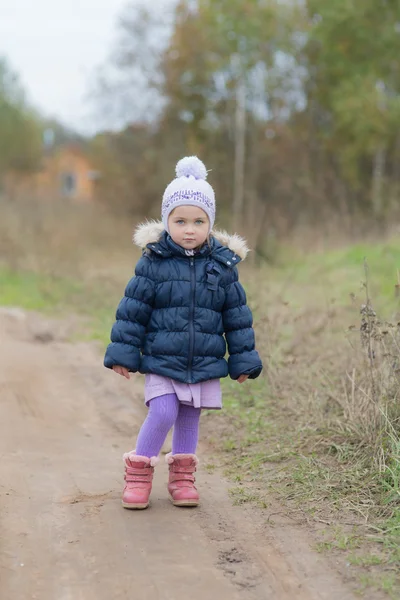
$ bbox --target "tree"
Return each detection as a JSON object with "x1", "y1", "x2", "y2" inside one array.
[
  {"x1": 302, "y1": 0, "x2": 400, "y2": 213},
  {"x1": 93, "y1": 0, "x2": 400, "y2": 238},
  {"x1": 0, "y1": 58, "x2": 42, "y2": 177}
]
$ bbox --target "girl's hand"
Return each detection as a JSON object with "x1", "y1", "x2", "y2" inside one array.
[
  {"x1": 237, "y1": 374, "x2": 249, "y2": 384},
  {"x1": 112, "y1": 365, "x2": 131, "y2": 380}
]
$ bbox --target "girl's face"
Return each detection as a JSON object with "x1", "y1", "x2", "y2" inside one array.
[{"x1": 168, "y1": 205, "x2": 209, "y2": 250}]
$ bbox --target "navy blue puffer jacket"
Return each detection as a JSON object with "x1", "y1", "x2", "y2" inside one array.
[{"x1": 104, "y1": 221, "x2": 263, "y2": 383}]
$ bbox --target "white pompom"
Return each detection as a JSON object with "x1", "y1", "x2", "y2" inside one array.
[{"x1": 176, "y1": 156, "x2": 207, "y2": 180}]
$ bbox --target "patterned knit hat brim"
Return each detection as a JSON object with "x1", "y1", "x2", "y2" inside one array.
[{"x1": 161, "y1": 157, "x2": 215, "y2": 233}]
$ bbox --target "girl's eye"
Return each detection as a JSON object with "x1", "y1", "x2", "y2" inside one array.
[
  {"x1": 176, "y1": 220, "x2": 185, "y2": 224},
  {"x1": 195, "y1": 220, "x2": 204, "y2": 225}
]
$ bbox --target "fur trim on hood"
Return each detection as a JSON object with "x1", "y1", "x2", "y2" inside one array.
[{"x1": 133, "y1": 220, "x2": 249, "y2": 261}]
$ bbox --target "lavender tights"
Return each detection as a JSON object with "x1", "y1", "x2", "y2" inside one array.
[{"x1": 135, "y1": 394, "x2": 201, "y2": 458}]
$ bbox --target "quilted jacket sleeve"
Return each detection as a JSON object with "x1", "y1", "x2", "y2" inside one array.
[
  {"x1": 104, "y1": 255, "x2": 155, "y2": 372},
  {"x1": 222, "y1": 267, "x2": 263, "y2": 380}
]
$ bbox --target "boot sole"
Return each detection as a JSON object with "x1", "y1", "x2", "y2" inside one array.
[
  {"x1": 122, "y1": 501, "x2": 149, "y2": 510},
  {"x1": 170, "y1": 497, "x2": 199, "y2": 507}
]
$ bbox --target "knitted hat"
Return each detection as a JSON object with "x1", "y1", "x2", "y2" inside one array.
[{"x1": 162, "y1": 156, "x2": 215, "y2": 233}]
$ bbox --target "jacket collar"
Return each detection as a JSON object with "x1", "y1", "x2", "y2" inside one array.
[{"x1": 133, "y1": 220, "x2": 249, "y2": 267}]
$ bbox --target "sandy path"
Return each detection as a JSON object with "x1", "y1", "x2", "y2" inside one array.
[{"x1": 0, "y1": 309, "x2": 357, "y2": 600}]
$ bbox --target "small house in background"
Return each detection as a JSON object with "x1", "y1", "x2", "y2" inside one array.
[{"x1": 4, "y1": 142, "x2": 100, "y2": 203}]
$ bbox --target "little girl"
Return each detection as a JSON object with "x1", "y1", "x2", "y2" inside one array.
[{"x1": 104, "y1": 156, "x2": 262, "y2": 509}]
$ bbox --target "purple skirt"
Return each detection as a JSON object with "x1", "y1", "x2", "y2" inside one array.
[{"x1": 144, "y1": 374, "x2": 222, "y2": 409}]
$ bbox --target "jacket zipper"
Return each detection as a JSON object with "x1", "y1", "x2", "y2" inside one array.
[{"x1": 188, "y1": 257, "x2": 196, "y2": 383}]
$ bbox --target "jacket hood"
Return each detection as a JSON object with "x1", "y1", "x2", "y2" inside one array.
[{"x1": 133, "y1": 220, "x2": 249, "y2": 261}]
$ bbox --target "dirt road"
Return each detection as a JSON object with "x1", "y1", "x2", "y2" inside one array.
[{"x1": 0, "y1": 308, "x2": 357, "y2": 600}]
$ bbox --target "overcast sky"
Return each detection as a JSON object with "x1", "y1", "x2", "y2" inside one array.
[{"x1": 0, "y1": 0, "x2": 130, "y2": 133}]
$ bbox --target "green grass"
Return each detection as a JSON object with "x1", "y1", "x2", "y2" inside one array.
[
  {"x1": 322, "y1": 242, "x2": 400, "y2": 308},
  {"x1": 0, "y1": 267, "x2": 118, "y2": 346},
  {"x1": 259, "y1": 239, "x2": 400, "y2": 316},
  {"x1": 0, "y1": 268, "x2": 83, "y2": 311}
]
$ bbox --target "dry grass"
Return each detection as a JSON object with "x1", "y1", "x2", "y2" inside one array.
[
  {"x1": 0, "y1": 195, "x2": 136, "y2": 280},
  {"x1": 0, "y1": 195, "x2": 141, "y2": 344},
  {"x1": 205, "y1": 255, "x2": 400, "y2": 596}
]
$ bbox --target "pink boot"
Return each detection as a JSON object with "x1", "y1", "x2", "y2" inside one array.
[
  {"x1": 122, "y1": 451, "x2": 158, "y2": 509},
  {"x1": 166, "y1": 453, "x2": 200, "y2": 507}
]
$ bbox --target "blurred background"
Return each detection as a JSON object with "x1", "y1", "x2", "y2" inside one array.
[
  {"x1": 2, "y1": 4, "x2": 400, "y2": 579},
  {"x1": 1, "y1": 0, "x2": 400, "y2": 257}
]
